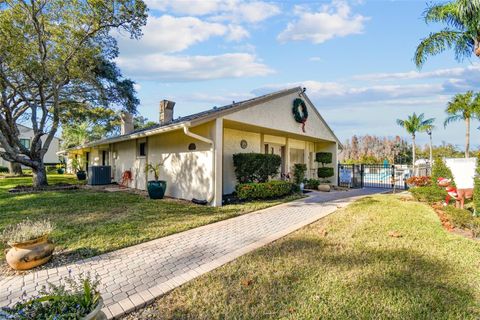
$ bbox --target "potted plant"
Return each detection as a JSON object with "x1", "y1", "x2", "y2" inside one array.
[
  {"x1": 293, "y1": 163, "x2": 307, "y2": 192},
  {"x1": 145, "y1": 162, "x2": 167, "y2": 199},
  {"x1": 72, "y1": 158, "x2": 87, "y2": 181},
  {"x1": 1, "y1": 219, "x2": 55, "y2": 270},
  {"x1": 56, "y1": 163, "x2": 65, "y2": 174},
  {"x1": 0, "y1": 272, "x2": 104, "y2": 319},
  {"x1": 316, "y1": 152, "x2": 334, "y2": 192}
]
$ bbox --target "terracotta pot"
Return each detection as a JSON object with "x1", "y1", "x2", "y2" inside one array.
[
  {"x1": 318, "y1": 184, "x2": 331, "y2": 192},
  {"x1": 81, "y1": 298, "x2": 105, "y2": 320},
  {"x1": 6, "y1": 235, "x2": 54, "y2": 270}
]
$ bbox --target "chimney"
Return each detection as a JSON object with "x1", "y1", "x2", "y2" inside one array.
[
  {"x1": 159, "y1": 100, "x2": 175, "y2": 125},
  {"x1": 120, "y1": 112, "x2": 134, "y2": 135}
]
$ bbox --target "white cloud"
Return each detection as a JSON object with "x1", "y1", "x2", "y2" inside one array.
[
  {"x1": 309, "y1": 56, "x2": 322, "y2": 62},
  {"x1": 353, "y1": 64, "x2": 480, "y2": 81},
  {"x1": 145, "y1": 0, "x2": 222, "y2": 16},
  {"x1": 116, "y1": 53, "x2": 274, "y2": 81},
  {"x1": 278, "y1": 1, "x2": 368, "y2": 44},
  {"x1": 146, "y1": 0, "x2": 281, "y2": 23},
  {"x1": 226, "y1": 24, "x2": 250, "y2": 41},
  {"x1": 117, "y1": 15, "x2": 227, "y2": 54}
]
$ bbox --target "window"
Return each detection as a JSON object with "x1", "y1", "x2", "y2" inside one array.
[
  {"x1": 20, "y1": 138, "x2": 30, "y2": 149},
  {"x1": 138, "y1": 142, "x2": 146, "y2": 157},
  {"x1": 188, "y1": 143, "x2": 196, "y2": 151}
]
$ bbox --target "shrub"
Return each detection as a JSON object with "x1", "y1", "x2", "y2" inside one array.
[
  {"x1": 0, "y1": 166, "x2": 8, "y2": 173},
  {"x1": 1, "y1": 219, "x2": 54, "y2": 245},
  {"x1": 46, "y1": 165, "x2": 57, "y2": 174},
  {"x1": 474, "y1": 153, "x2": 480, "y2": 216},
  {"x1": 409, "y1": 185, "x2": 445, "y2": 203},
  {"x1": 233, "y1": 153, "x2": 281, "y2": 183},
  {"x1": 304, "y1": 178, "x2": 320, "y2": 190},
  {"x1": 235, "y1": 180, "x2": 294, "y2": 200},
  {"x1": 406, "y1": 176, "x2": 432, "y2": 187},
  {"x1": 431, "y1": 156, "x2": 454, "y2": 186},
  {"x1": 318, "y1": 167, "x2": 334, "y2": 180},
  {"x1": 315, "y1": 152, "x2": 332, "y2": 164},
  {"x1": 1, "y1": 272, "x2": 101, "y2": 319},
  {"x1": 443, "y1": 206, "x2": 480, "y2": 237},
  {"x1": 315, "y1": 152, "x2": 334, "y2": 181},
  {"x1": 293, "y1": 163, "x2": 307, "y2": 185}
]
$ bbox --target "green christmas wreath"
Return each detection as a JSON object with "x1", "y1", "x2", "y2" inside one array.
[{"x1": 292, "y1": 98, "x2": 308, "y2": 132}]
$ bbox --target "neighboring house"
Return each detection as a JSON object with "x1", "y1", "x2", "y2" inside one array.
[
  {"x1": 63, "y1": 87, "x2": 341, "y2": 206},
  {"x1": 0, "y1": 124, "x2": 61, "y2": 168}
]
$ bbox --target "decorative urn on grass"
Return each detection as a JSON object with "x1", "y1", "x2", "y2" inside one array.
[
  {"x1": 146, "y1": 162, "x2": 167, "y2": 199},
  {"x1": 2, "y1": 219, "x2": 55, "y2": 270}
]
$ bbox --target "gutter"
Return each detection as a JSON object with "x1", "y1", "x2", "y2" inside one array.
[{"x1": 182, "y1": 124, "x2": 215, "y2": 205}]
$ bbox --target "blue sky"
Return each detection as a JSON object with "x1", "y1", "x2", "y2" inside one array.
[{"x1": 114, "y1": 0, "x2": 480, "y2": 149}]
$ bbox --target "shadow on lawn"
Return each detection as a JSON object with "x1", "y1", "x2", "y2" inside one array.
[{"x1": 155, "y1": 237, "x2": 479, "y2": 320}]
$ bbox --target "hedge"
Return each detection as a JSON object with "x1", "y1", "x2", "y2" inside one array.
[
  {"x1": 315, "y1": 152, "x2": 332, "y2": 164},
  {"x1": 235, "y1": 180, "x2": 294, "y2": 200},
  {"x1": 0, "y1": 166, "x2": 8, "y2": 173},
  {"x1": 293, "y1": 163, "x2": 307, "y2": 185},
  {"x1": 318, "y1": 167, "x2": 334, "y2": 179},
  {"x1": 233, "y1": 153, "x2": 281, "y2": 183},
  {"x1": 304, "y1": 179, "x2": 320, "y2": 190},
  {"x1": 409, "y1": 185, "x2": 445, "y2": 203}
]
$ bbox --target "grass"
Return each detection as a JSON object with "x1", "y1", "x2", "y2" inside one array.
[
  {"x1": 128, "y1": 194, "x2": 480, "y2": 319},
  {"x1": 0, "y1": 174, "x2": 301, "y2": 261}
]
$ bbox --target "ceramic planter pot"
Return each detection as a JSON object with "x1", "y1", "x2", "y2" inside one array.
[
  {"x1": 57, "y1": 168, "x2": 64, "y2": 174},
  {"x1": 77, "y1": 170, "x2": 87, "y2": 181},
  {"x1": 147, "y1": 180, "x2": 167, "y2": 199},
  {"x1": 6, "y1": 235, "x2": 54, "y2": 270},
  {"x1": 318, "y1": 184, "x2": 331, "y2": 192},
  {"x1": 81, "y1": 298, "x2": 105, "y2": 320}
]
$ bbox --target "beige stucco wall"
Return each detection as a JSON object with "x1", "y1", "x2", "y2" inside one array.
[
  {"x1": 224, "y1": 91, "x2": 337, "y2": 142},
  {"x1": 147, "y1": 122, "x2": 214, "y2": 200},
  {"x1": 223, "y1": 128, "x2": 261, "y2": 194}
]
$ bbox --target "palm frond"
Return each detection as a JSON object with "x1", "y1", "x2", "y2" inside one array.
[
  {"x1": 415, "y1": 29, "x2": 462, "y2": 68},
  {"x1": 424, "y1": 2, "x2": 465, "y2": 30},
  {"x1": 444, "y1": 114, "x2": 463, "y2": 127}
]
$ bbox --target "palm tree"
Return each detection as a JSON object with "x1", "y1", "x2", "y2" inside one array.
[
  {"x1": 415, "y1": 0, "x2": 480, "y2": 68},
  {"x1": 444, "y1": 91, "x2": 480, "y2": 158},
  {"x1": 425, "y1": 124, "x2": 435, "y2": 165},
  {"x1": 396, "y1": 113, "x2": 435, "y2": 167}
]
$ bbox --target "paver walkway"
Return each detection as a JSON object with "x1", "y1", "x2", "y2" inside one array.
[{"x1": 0, "y1": 188, "x2": 384, "y2": 319}]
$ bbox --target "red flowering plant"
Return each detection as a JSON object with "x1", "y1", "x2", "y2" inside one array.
[{"x1": 406, "y1": 176, "x2": 432, "y2": 187}]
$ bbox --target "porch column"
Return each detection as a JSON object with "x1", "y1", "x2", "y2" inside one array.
[
  {"x1": 285, "y1": 138, "x2": 290, "y2": 175},
  {"x1": 213, "y1": 118, "x2": 223, "y2": 206}
]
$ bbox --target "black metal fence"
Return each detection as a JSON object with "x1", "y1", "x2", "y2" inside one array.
[{"x1": 338, "y1": 164, "x2": 409, "y2": 190}]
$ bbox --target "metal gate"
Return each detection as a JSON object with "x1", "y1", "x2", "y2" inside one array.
[{"x1": 338, "y1": 164, "x2": 408, "y2": 190}]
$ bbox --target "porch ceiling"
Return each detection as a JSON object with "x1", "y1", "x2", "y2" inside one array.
[{"x1": 223, "y1": 119, "x2": 336, "y2": 144}]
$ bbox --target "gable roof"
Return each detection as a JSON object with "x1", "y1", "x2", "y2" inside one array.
[{"x1": 64, "y1": 86, "x2": 341, "y2": 151}]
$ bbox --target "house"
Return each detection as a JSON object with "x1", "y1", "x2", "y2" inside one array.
[
  {"x1": 64, "y1": 87, "x2": 341, "y2": 206},
  {"x1": 0, "y1": 124, "x2": 61, "y2": 168}
]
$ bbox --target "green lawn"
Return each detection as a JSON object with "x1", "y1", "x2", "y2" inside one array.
[
  {"x1": 126, "y1": 194, "x2": 480, "y2": 319},
  {"x1": 0, "y1": 174, "x2": 301, "y2": 261}
]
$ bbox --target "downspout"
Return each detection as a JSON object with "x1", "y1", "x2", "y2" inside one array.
[{"x1": 183, "y1": 124, "x2": 215, "y2": 204}]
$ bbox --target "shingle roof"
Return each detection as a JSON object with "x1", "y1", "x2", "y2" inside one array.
[{"x1": 65, "y1": 86, "x2": 303, "y2": 150}]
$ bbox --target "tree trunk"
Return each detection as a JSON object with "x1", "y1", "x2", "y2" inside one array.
[
  {"x1": 412, "y1": 135, "x2": 416, "y2": 169},
  {"x1": 32, "y1": 164, "x2": 48, "y2": 188},
  {"x1": 465, "y1": 117, "x2": 470, "y2": 158},
  {"x1": 429, "y1": 133, "x2": 433, "y2": 165},
  {"x1": 8, "y1": 161, "x2": 23, "y2": 175}
]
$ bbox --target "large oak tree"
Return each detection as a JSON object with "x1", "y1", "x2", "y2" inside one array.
[{"x1": 0, "y1": 0, "x2": 147, "y2": 187}]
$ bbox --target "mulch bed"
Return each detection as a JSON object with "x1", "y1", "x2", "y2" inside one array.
[
  {"x1": 431, "y1": 203, "x2": 479, "y2": 240},
  {"x1": 8, "y1": 183, "x2": 78, "y2": 194}
]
